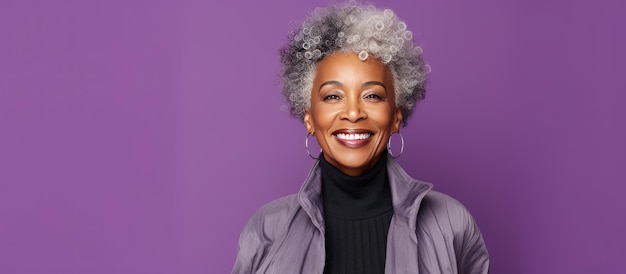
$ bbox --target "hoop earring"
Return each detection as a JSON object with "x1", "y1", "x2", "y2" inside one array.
[
  {"x1": 305, "y1": 132, "x2": 321, "y2": 159},
  {"x1": 387, "y1": 132, "x2": 404, "y2": 158}
]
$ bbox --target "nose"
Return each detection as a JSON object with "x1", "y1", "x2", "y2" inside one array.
[{"x1": 340, "y1": 96, "x2": 367, "y2": 122}]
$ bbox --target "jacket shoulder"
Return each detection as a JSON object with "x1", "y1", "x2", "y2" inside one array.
[
  {"x1": 232, "y1": 194, "x2": 302, "y2": 273},
  {"x1": 422, "y1": 191, "x2": 470, "y2": 217},
  {"x1": 420, "y1": 191, "x2": 477, "y2": 234},
  {"x1": 245, "y1": 194, "x2": 301, "y2": 240},
  {"x1": 419, "y1": 191, "x2": 489, "y2": 272}
]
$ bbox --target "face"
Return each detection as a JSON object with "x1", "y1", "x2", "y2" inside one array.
[{"x1": 304, "y1": 52, "x2": 402, "y2": 176}]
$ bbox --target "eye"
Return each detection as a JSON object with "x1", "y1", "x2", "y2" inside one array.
[
  {"x1": 323, "y1": 94, "x2": 341, "y2": 101},
  {"x1": 364, "y1": 93, "x2": 383, "y2": 101}
]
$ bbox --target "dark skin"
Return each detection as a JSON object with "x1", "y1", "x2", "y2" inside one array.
[{"x1": 304, "y1": 52, "x2": 403, "y2": 176}]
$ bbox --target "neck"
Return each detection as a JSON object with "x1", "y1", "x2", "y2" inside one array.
[{"x1": 320, "y1": 153, "x2": 392, "y2": 219}]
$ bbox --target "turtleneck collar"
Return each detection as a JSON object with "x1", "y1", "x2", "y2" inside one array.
[{"x1": 320, "y1": 153, "x2": 393, "y2": 220}]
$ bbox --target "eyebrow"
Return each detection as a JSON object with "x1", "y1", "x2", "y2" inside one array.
[
  {"x1": 362, "y1": 81, "x2": 387, "y2": 91},
  {"x1": 319, "y1": 81, "x2": 343, "y2": 91},
  {"x1": 318, "y1": 81, "x2": 387, "y2": 92}
]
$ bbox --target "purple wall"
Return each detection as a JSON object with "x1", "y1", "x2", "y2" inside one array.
[{"x1": 1, "y1": 0, "x2": 624, "y2": 273}]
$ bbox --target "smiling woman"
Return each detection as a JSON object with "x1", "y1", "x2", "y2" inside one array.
[
  {"x1": 305, "y1": 52, "x2": 401, "y2": 176},
  {"x1": 232, "y1": 2, "x2": 489, "y2": 273}
]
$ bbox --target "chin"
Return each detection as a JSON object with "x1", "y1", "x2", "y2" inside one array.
[{"x1": 327, "y1": 149, "x2": 381, "y2": 172}]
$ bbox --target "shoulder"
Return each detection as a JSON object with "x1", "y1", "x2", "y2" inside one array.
[
  {"x1": 241, "y1": 194, "x2": 301, "y2": 241},
  {"x1": 244, "y1": 194, "x2": 301, "y2": 232},
  {"x1": 418, "y1": 190, "x2": 489, "y2": 270},
  {"x1": 233, "y1": 194, "x2": 302, "y2": 271},
  {"x1": 253, "y1": 194, "x2": 300, "y2": 217},
  {"x1": 421, "y1": 191, "x2": 471, "y2": 218},
  {"x1": 419, "y1": 190, "x2": 477, "y2": 233}
]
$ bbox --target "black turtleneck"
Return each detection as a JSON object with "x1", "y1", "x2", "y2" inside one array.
[{"x1": 320, "y1": 153, "x2": 393, "y2": 274}]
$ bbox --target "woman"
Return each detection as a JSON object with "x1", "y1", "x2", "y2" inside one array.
[{"x1": 233, "y1": 3, "x2": 489, "y2": 273}]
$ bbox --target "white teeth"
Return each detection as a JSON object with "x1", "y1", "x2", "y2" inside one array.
[{"x1": 335, "y1": 133, "x2": 371, "y2": 140}]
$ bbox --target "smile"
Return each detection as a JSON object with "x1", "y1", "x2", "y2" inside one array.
[
  {"x1": 335, "y1": 133, "x2": 372, "y2": 140},
  {"x1": 331, "y1": 130, "x2": 374, "y2": 148}
]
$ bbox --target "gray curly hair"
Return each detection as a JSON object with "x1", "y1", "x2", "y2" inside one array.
[{"x1": 279, "y1": 2, "x2": 430, "y2": 126}]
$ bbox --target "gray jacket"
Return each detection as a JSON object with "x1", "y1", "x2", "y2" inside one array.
[{"x1": 233, "y1": 157, "x2": 489, "y2": 273}]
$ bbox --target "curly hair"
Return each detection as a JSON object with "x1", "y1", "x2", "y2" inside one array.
[{"x1": 279, "y1": 2, "x2": 430, "y2": 126}]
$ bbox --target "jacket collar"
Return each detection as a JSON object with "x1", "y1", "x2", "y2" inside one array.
[{"x1": 298, "y1": 154, "x2": 433, "y2": 232}]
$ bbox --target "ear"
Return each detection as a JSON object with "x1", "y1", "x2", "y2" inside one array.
[
  {"x1": 392, "y1": 107, "x2": 403, "y2": 133},
  {"x1": 304, "y1": 109, "x2": 315, "y2": 134}
]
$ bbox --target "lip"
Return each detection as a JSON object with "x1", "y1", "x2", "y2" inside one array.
[{"x1": 332, "y1": 129, "x2": 374, "y2": 148}]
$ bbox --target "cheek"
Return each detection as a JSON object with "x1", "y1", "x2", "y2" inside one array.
[
  {"x1": 369, "y1": 107, "x2": 396, "y2": 128},
  {"x1": 311, "y1": 105, "x2": 337, "y2": 128}
]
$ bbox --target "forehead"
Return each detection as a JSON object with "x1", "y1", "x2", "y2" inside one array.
[{"x1": 314, "y1": 52, "x2": 392, "y2": 83}]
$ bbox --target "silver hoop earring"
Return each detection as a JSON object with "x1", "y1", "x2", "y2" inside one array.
[
  {"x1": 305, "y1": 132, "x2": 321, "y2": 159},
  {"x1": 387, "y1": 132, "x2": 404, "y2": 158}
]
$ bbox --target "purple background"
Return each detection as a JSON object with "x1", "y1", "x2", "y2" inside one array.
[{"x1": 1, "y1": 0, "x2": 624, "y2": 273}]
